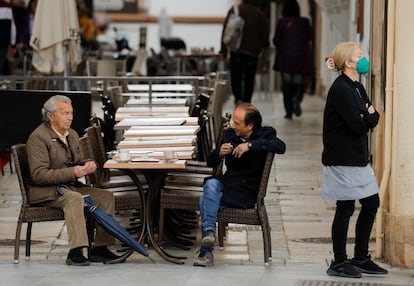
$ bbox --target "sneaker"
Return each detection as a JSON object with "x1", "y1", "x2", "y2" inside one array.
[
  {"x1": 351, "y1": 255, "x2": 388, "y2": 274},
  {"x1": 201, "y1": 231, "x2": 215, "y2": 248},
  {"x1": 327, "y1": 260, "x2": 362, "y2": 278},
  {"x1": 89, "y1": 246, "x2": 130, "y2": 264},
  {"x1": 193, "y1": 248, "x2": 214, "y2": 267},
  {"x1": 66, "y1": 247, "x2": 90, "y2": 266}
]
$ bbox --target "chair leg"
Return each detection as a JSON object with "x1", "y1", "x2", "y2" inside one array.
[
  {"x1": 14, "y1": 218, "x2": 24, "y2": 263},
  {"x1": 158, "y1": 207, "x2": 165, "y2": 245},
  {"x1": 267, "y1": 220, "x2": 272, "y2": 260},
  {"x1": 218, "y1": 221, "x2": 225, "y2": 249},
  {"x1": 86, "y1": 215, "x2": 95, "y2": 248},
  {"x1": 8, "y1": 152, "x2": 13, "y2": 174},
  {"x1": 261, "y1": 221, "x2": 271, "y2": 265},
  {"x1": 26, "y1": 222, "x2": 33, "y2": 259}
]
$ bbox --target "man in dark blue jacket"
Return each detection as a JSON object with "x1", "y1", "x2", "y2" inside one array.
[{"x1": 193, "y1": 102, "x2": 286, "y2": 267}]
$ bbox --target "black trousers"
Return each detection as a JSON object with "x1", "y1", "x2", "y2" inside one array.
[
  {"x1": 229, "y1": 52, "x2": 258, "y2": 104},
  {"x1": 281, "y1": 72, "x2": 305, "y2": 116},
  {"x1": 332, "y1": 193, "x2": 380, "y2": 262}
]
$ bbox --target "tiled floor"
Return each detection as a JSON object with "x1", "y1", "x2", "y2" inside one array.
[{"x1": 0, "y1": 90, "x2": 413, "y2": 285}]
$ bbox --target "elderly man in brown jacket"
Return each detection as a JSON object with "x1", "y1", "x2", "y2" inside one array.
[{"x1": 26, "y1": 95, "x2": 127, "y2": 266}]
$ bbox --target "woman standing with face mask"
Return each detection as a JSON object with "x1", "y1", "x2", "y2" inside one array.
[{"x1": 322, "y1": 42, "x2": 388, "y2": 278}]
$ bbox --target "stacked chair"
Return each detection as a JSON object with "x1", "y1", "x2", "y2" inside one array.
[
  {"x1": 157, "y1": 89, "x2": 231, "y2": 248},
  {"x1": 79, "y1": 125, "x2": 146, "y2": 243}
]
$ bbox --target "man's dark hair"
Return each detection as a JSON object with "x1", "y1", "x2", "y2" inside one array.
[
  {"x1": 237, "y1": 102, "x2": 263, "y2": 129},
  {"x1": 282, "y1": 0, "x2": 300, "y2": 17}
]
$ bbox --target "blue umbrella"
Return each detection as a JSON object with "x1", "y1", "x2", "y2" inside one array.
[{"x1": 57, "y1": 184, "x2": 149, "y2": 258}]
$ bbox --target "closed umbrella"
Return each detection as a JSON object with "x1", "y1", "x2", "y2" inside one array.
[
  {"x1": 56, "y1": 185, "x2": 150, "y2": 260},
  {"x1": 29, "y1": 0, "x2": 81, "y2": 77}
]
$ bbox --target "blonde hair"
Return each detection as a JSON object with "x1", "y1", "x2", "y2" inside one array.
[{"x1": 325, "y1": 42, "x2": 357, "y2": 73}]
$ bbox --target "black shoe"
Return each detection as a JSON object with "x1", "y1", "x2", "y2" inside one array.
[
  {"x1": 284, "y1": 114, "x2": 293, "y2": 119},
  {"x1": 327, "y1": 260, "x2": 361, "y2": 278},
  {"x1": 293, "y1": 102, "x2": 302, "y2": 116},
  {"x1": 89, "y1": 246, "x2": 131, "y2": 264},
  {"x1": 351, "y1": 255, "x2": 388, "y2": 274},
  {"x1": 66, "y1": 247, "x2": 90, "y2": 266}
]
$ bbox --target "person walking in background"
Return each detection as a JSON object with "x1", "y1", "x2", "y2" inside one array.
[
  {"x1": 273, "y1": 0, "x2": 314, "y2": 119},
  {"x1": 220, "y1": 0, "x2": 269, "y2": 104},
  {"x1": 322, "y1": 42, "x2": 388, "y2": 278},
  {"x1": 0, "y1": 0, "x2": 16, "y2": 75},
  {"x1": 193, "y1": 102, "x2": 286, "y2": 267},
  {"x1": 11, "y1": 0, "x2": 31, "y2": 52}
]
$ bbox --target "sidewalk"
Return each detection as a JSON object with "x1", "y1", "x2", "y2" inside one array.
[{"x1": 0, "y1": 91, "x2": 413, "y2": 286}]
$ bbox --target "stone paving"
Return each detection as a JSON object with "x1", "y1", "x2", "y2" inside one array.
[{"x1": 0, "y1": 91, "x2": 413, "y2": 285}]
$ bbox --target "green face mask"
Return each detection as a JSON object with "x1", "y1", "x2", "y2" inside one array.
[{"x1": 356, "y1": 57, "x2": 370, "y2": 74}]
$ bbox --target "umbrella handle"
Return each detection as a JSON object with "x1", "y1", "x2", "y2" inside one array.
[{"x1": 56, "y1": 184, "x2": 73, "y2": 195}]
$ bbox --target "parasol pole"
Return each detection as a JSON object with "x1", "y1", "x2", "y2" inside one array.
[{"x1": 63, "y1": 39, "x2": 69, "y2": 91}]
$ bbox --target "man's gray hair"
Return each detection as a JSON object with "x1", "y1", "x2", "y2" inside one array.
[{"x1": 42, "y1": 95, "x2": 72, "y2": 122}]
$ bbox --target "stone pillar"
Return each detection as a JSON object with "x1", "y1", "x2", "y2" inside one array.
[{"x1": 383, "y1": 0, "x2": 414, "y2": 267}]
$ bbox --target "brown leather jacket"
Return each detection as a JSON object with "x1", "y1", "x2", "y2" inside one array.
[{"x1": 26, "y1": 122, "x2": 89, "y2": 204}]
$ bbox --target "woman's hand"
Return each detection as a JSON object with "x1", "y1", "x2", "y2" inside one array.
[{"x1": 366, "y1": 104, "x2": 375, "y2": 114}]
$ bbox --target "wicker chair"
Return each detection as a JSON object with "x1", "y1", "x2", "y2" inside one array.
[
  {"x1": 11, "y1": 144, "x2": 65, "y2": 264},
  {"x1": 79, "y1": 131, "x2": 147, "y2": 244},
  {"x1": 78, "y1": 133, "x2": 145, "y2": 213},
  {"x1": 217, "y1": 152, "x2": 275, "y2": 265}
]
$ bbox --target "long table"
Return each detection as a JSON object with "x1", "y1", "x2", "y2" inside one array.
[
  {"x1": 116, "y1": 106, "x2": 189, "y2": 114},
  {"x1": 117, "y1": 137, "x2": 196, "y2": 149},
  {"x1": 114, "y1": 117, "x2": 199, "y2": 130},
  {"x1": 127, "y1": 84, "x2": 194, "y2": 92},
  {"x1": 123, "y1": 126, "x2": 199, "y2": 138},
  {"x1": 121, "y1": 92, "x2": 196, "y2": 98},
  {"x1": 125, "y1": 98, "x2": 188, "y2": 107}
]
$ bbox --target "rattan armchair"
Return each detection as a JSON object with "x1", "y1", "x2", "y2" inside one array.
[
  {"x1": 217, "y1": 152, "x2": 275, "y2": 265},
  {"x1": 11, "y1": 144, "x2": 65, "y2": 264}
]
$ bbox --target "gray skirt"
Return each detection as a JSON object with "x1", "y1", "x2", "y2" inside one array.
[{"x1": 321, "y1": 165, "x2": 379, "y2": 201}]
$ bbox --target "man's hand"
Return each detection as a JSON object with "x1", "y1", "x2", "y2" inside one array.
[
  {"x1": 74, "y1": 161, "x2": 97, "y2": 178},
  {"x1": 219, "y1": 142, "x2": 233, "y2": 157},
  {"x1": 232, "y1": 142, "x2": 250, "y2": 158}
]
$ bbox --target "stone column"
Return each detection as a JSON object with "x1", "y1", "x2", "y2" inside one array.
[{"x1": 384, "y1": 0, "x2": 414, "y2": 267}]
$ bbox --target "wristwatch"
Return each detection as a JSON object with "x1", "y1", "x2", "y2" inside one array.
[{"x1": 247, "y1": 142, "x2": 252, "y2": 149}]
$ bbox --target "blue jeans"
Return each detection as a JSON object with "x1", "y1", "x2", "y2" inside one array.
[{"x1": 199, "y1": 178, "x2": 229, "y2": 253}]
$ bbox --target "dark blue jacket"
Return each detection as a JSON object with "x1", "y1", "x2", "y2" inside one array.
[
  {"x1": 206, "y1": 126, "x2": 285, "y2": 209},
  {"x1": 322, "y1": 74, "x2": 379, "y2": 166}
]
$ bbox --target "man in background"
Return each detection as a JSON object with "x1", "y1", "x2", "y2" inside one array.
[
  {"x1": 0, "y1": 0, "x2": 16, "y2": 75},
  {"x1": 220, "y1": 0, "x2": 270, "y2": 104}
]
